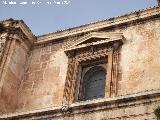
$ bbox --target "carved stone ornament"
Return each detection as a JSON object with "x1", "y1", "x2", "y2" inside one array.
[{"x1": 63, "y1": 32, "x2": 125, "y2": 104}]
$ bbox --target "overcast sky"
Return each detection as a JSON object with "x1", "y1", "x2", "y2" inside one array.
[{"x1": 0, "y1": 0, "x2": 158, "y2": 35}]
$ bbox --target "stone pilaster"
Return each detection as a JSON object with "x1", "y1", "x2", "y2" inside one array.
[{"x1": 0, "y1": 20, "x2": 35, "y2": 114}]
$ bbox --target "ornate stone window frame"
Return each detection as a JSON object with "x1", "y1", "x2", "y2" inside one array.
[{"x1": 63, "y1": 32, "x2": 124, "y2": 104}]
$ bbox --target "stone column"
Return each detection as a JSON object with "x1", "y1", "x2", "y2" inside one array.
[{"x1": 63, "y1": 51, "x2": 76, "y2": 104}]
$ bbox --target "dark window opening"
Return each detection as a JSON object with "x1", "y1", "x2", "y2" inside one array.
[{"x1": 82, "y1": 66, "x2": 106, "y2": 100}]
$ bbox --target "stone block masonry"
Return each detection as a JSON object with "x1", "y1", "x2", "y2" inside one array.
[{"x1": 0, "y1": 6, "x2": 160, "y2": 120}]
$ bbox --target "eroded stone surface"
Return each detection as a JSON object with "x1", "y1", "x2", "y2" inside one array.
[{"x1": 0, "y1": 6, "x2": 160, "y2": 120}]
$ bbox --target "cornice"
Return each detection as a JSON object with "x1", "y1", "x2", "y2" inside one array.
[
  {"x1": 1, "y1": 89, "x2": 160, "y2": 119},
  {"x1": 64, "y1": 32, "x2": 124, "y2": 52},
  {"x1": 0, "y1": 19, "x2": 36, "y2": 46},
  {"x1": 15, "y1": 20, "x2": 37, "y2": 45},
  {"x1": 37, "y1": 6, "x2": 160, "y2": 44}
]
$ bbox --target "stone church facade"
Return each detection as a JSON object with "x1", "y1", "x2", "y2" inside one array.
[{"x1": 0, "y1": 5, "x2": 160, "y2": 120}]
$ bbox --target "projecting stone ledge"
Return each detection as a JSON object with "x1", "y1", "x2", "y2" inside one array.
[{"x1": 1, "y1": 89, "x2": 160, "y2": 120}]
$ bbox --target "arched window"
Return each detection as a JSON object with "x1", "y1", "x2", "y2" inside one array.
[{"x1": 82, "y1": 66, "x2": 106, "y2": 100}]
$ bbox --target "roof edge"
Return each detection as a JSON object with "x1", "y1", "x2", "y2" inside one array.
[
  {"x1": 37, "y1": 6, "x2": 160, "y2": 44},
  {"x1": 0, "y1": 19, "x2": 37, "y2": 45},
  {"x1": 17, "y1": 20, "x2": 37, "y2": 44}
]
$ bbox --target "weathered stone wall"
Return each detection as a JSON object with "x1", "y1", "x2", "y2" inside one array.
[
  {"x1": 118, "y1": 19, "x2": 160, "y2": 95},
  {"x1": 0, "y1": 8, "x2": 159, "y2": 120},
  {"x1": 17, "y1": 41, "x2": 68, "y2": 112},
  {"x1": 0, "y1": 37, "x2": 29, "y2": 113},
  {"x1": 16, "y1": 18, "x2": 160, "y2": 113}
]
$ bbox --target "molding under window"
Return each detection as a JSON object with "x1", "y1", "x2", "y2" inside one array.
[{"x1": 1, "y1": 89, "x2": 160, "y2": 120}]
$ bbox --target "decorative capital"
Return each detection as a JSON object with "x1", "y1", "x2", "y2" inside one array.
[
  {"x1": 66, "y1": 50, "x2": 76, "y2": 59},
  {"x1": 113, "y1": 41, "x2": 123, "y2": 51}
]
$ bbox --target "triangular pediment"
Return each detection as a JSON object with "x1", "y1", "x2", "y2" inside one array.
[{"x1": 64, "y1": 32, "x2": 124, "y2": 51}]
